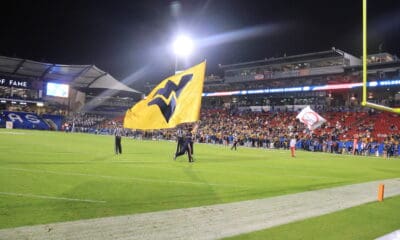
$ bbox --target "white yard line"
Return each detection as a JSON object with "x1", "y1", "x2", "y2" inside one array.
[
  {"x1": 1, "y1": 178, "x2": 400, "y2": 240},
  {"x1": 0, "y1": 192, "x2": 106, "y2": 203},
  {"x1": 0, "y1": 131, "x2": 26, "y2": 135},
  {"x1": 0, "y1": 167, "x2": 249, "y2": 188}
]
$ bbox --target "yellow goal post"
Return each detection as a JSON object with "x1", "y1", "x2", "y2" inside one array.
[{"x1": 361, "y1": 0, "x2": 400, "y2": 113}]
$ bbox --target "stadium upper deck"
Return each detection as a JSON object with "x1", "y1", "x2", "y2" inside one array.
[
  {"x1": 219, "y1": 48, "x2": 361, "y2": 83},
  {"x1": 203, "y1": 49, "x2": 400, "y2": 109}
]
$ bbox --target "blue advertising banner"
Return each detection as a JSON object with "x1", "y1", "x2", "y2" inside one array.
[{"x1": 3, "y1": 111, "x2": 50, "y2": 130}]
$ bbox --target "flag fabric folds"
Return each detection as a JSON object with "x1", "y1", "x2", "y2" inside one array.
[
  {"x1": 296, "y1": 106, "x2": 327, "y2": 130},
  {"x1": 124, "y1": 61, "x2": 206, "y2": 130}
]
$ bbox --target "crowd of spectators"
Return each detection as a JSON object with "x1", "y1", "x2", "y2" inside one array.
[
  {"x1": 3, "y1": 105, "x2": 400, "y2": 158},
  {"x1": 194, "y1": 108, "x2": 400, "y2": 157},
  {"x1": 63, "y1": 113, "x2": 106, "y2": 133},
  {"x1": 117, "y1": 107, "x2": 400, "y2": 158}
]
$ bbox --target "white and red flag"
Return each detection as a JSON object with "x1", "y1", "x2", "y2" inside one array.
[{"x1": 296, "y1": 106, "x2": 326, "y2": 130}]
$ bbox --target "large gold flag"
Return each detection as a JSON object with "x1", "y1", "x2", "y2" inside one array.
[{"x1": 124, "y1": 61, "x2": 206, "y2": 130}]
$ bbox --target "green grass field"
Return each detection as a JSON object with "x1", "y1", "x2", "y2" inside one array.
[{"x1": 0, "y1": 129, "x2": 399, "y2": 239}]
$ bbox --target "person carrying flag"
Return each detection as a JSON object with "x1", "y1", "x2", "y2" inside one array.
[
  {"x1": 122, "y1": 62, "x2": 206, "y2": 161},
  {"x1": 174, "y1": 123, "x2": 198, "y2": 162}
]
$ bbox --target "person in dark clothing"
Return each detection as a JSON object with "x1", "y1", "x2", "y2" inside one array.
[
  {"x1": 189, "y1": 133, "x2": 194, "y2": 155},
  {"x1": 114, "y1": 126, "x2": 123, "y2": 154},
  {"x1": 231, "y1": 134, "x2": 239, "y2": 150},
  {"x1": 176, "y1": 127, "x2": 184, "y2": 155},
  {"x1": 174, "y1": 123, "x2": 198, "y2": 162}
]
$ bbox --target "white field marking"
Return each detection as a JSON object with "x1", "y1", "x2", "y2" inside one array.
[
  {"x1": 284, "y1": 150, "x2": 387, "y2": 160},
  {"x1": 0, "y1": 167, "x2": 249, "y2": 188},
  {"x1": 0, "y1": 132, "x2": 26, "y2": 135},
  {"x1": 111, "y1": 160, "x2": 171, "y2": 163},
  {"x1": 339, "y1": 153, "x2": 389, "y2": 159},
  {"x1": 0, "y1": 151, "x2": 92, "y2": 156},
  {"x1": 0, "y1": 191, "x2": 106, "y2": 203}
]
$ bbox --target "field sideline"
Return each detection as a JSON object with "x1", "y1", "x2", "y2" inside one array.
[{"x1": 1, "y1": 129, "x2": 400, "y2": 238}]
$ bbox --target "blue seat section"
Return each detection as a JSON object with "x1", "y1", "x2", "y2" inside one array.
[
  {"x1": 3, "y1": 111, "x2": 50, "y2": 130},
  {"x1": 0, "y1": 114, "x2": 4, "y2": 128},
  {"x1": 42, "y1": 114, "x2": 64, "y2": 130}
]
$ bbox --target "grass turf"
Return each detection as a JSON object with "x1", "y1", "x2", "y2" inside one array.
[{"x1": 0, "y1": 129, "x2": 399, "y2": 237}]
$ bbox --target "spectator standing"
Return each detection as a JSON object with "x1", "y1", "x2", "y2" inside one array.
[
  {"x1": 231, "y1": 134, "x2": 239, "y2": 151},
  {"x1": 290, "y1": 136, "x2": 297, "y2": 157},
  {"x1": 114, "y1": 126, "x2": 123, "y2": 155}
]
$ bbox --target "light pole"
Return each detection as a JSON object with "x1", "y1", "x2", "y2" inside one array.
[{"x1": 172, "y1": 35, "x2": 194, "y2": 74}]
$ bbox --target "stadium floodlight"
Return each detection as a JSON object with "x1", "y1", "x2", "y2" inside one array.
[
  {"x1": 172, "y1": 35, "x2": 194, "y2": 58},
  {"x1": 172, "y1": 35, "x2": 194, "y2": 74}
]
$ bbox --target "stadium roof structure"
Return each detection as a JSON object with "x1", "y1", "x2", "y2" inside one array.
[
  {"x1": 219, "y1": 48, "x2": 360, "y2": 70},
  {"x1": 0, "y1": 55, "x2": 142, "y2": 93}
]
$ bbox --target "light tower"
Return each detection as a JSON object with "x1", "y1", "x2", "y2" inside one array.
[{"x1": 172, "y1": 35, "x2": 194, "y2": 74}]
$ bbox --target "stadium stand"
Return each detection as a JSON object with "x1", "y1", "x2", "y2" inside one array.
[
  {"x1": 2, "y1": 49, "x2": 400, "y2": 158},
  {"x1": 0, "y1": 55, "x2": 142, "y2": 131}
]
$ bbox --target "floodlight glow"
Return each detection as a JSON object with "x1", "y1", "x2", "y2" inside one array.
[{"x1": 173, "y1": 35, "x2": 194, "y2": 57}]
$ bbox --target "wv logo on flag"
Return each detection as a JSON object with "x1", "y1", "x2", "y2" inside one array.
[
  {"x1": 123, "y1": 61, "x2": 206, "y2": 130},
  {"x1": 147, "y1": 74, "x2": 193, "y2": 123}
]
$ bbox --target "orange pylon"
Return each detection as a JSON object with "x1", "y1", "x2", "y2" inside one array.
[{"x1": 378, "y1": 184, "x2": 385, "y2": 202}]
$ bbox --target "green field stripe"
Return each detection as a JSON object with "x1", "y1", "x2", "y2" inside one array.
[
  {"x1": 125, "y1": 164, "x2": 348, "y2": 180},
  {"x1": 0, "y1": 166, "x2": 250, "y2": 188}
]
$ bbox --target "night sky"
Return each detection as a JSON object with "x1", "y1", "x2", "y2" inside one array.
[{"x1": 1, "y1": 0, "x2": 400, "y2": 91}]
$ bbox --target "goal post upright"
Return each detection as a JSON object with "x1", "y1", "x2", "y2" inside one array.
[
  {"x1": 362, "y1": 0, "x2": 400, "y2": 114},
  {"x1": 362, "y1": 0, "x2": 368, "y2": 107}
]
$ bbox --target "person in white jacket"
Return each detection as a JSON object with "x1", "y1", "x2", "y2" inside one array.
[{"x1": 290, "y1": 135, "x2": 297, "y2": 157}]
